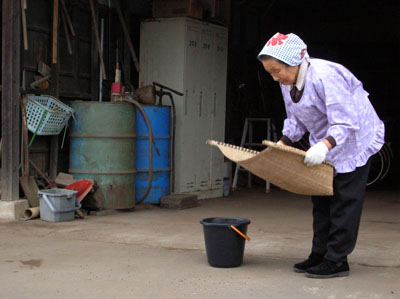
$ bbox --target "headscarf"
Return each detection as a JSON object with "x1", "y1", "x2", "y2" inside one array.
[{"x1": 258, "y1": 33, "x2": 309, "y2": 66}]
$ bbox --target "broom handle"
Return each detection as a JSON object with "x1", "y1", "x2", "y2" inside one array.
[{"x1": 28, "y1": 111, "x2": 47, "y2": 148}]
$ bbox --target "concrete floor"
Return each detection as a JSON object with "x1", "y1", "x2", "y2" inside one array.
[{"x1": 0, "y1": 188, "x2": 399, "y2": 299}]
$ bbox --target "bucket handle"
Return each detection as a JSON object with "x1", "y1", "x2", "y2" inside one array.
[
  {"x1": 42, "y1": 194, "x2": 81, "y2": 213},
  {"x1": 230, "y1": 225, "x2": 251, "y2": 241}
]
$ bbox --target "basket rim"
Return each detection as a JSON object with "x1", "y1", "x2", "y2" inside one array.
[
  {"x1": 262, "y1": 140, "x2": 333, "y2": 167},
  {"x1": 27, "y1": 94, "x2": 74, "y2": 114}
]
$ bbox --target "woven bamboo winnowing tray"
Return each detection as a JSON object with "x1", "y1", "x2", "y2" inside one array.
[{"x1": 207, "y1": 140, "x2": 333, "y2": 196}]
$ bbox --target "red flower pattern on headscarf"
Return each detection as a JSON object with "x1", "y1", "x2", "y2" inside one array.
[{"x1": 267, "y1": 33, "x2": 289, "y2": 47}]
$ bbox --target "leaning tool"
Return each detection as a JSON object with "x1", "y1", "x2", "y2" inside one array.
[
  {"x1": 89, "y1": 0, "x2": 106, "y2": 79},
  {"x1": 20, "y1": 96, "x2": 39, "y2": 207}
]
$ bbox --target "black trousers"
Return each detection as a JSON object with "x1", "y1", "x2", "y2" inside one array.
[{"x1": 311, "y1": 159, "x2": 371, "y2": 262}]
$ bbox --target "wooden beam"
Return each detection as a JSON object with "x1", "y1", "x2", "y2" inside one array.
[
  {"x1": 60, "y1": 0, "x2": 75, "y2": 36},
  {"x1": 60, "y1": 8, "x2": 72, "y2": 55},
  {"x1": 1, "y1": 0, "x2": 21, "y2": 201},
  {"x1": 72, "y1": 6, "x2": 80, "y2": 97},
  {"x1": 20, "y1": 0, "x2": 28, "y2": 50},
  {"x1": 49, "y1": 135, "x2": 59, "y2": 181},
  {"x1": 52, "y1": 0, "x2": 59, "y2": 64},
  {"x1": 89, "y1": 0, "x2": 106, "y2": 81},
  {"x1": 123, "y1": 4, "x2": 131, "y2": 85},
  {"x1": 115, "y1": 0, "x2": 140, "y2": 73},
  {"x1": 90, "y1": 0, "x2": 100, "y2": 101},
  {"x1": 49, "y1": 0, "x2": 61, "y2": 181}
]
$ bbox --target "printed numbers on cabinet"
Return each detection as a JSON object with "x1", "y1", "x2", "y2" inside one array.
[
  {"x1": 202, "y1": 43, "x2": 210, "y2": 49},
  {"x1": 189, "y1": 40, "x2": 197, "y2": 47}
]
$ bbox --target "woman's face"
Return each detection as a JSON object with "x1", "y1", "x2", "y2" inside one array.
[{"x1": 261, "y1": 58, "x2": 299, "y2": 85}]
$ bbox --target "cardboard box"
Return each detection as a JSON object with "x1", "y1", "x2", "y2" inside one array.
[
  {"x1": 199, "y1": 0, "x2": 230, "y2": 26},
  {"x1": 152, "y1": 0, "x2": 203, "y2": 20}
]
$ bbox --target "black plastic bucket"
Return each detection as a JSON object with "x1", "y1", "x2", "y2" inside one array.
[{"x1": 200, "y1": 217, "x2": 251, "y2": 268}]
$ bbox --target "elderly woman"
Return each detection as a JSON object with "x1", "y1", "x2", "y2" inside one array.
[{"x1": 258, "y1": 33, "x2": 384, "y2": 278}]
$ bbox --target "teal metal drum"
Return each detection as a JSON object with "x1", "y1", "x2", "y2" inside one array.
[
  {"x1": 136, "y1": 105, "x2": 170, "y2": 203},
  {"x1": 69, "y1": 101, "x2": 136, "y2": 209}
]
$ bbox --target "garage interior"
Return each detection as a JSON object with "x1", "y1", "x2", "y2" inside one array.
[{"x1": 1, "y1": 0, "x2": 399, "y2": 298}]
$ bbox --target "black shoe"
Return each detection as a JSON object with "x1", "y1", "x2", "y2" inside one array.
[
  {"x1": 293, "y1": 252, "x2": 324, "y2": 273},
  {"x1": 306, "y1": 259, "x2": 350, "y2": 278}
]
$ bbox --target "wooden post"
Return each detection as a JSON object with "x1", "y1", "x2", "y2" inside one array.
[
  {"x1": 90, "y1": 0, "x2": 100, "y2": 101},
  {"x1": 49, "y1": 0, "x2": 60, "y2": 181},
  {"x1": 49, "y1": 135, "x2": 59, "y2": 181},
  {"x1": 1, "y1": 0, "x2": 21, "y2": 201},
  {"x1": 52, "y1": 0, "x2": 59, "y2": 64},
  {"x1": 20, "y1": 0, "x2": 28, "y2": 50}
]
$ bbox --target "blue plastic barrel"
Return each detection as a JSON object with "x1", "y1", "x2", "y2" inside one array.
[{"x1": 135, "y1": 105, "x2": 170, "y2": 203}]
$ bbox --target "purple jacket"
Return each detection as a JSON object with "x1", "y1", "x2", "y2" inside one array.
[{"x1": 281, "y1": 58, "x2": 385, "y2": 173}]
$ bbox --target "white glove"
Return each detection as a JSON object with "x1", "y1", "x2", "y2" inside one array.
[{"x1": 304, "y1": 142, "x2": 329, "y2": 167}]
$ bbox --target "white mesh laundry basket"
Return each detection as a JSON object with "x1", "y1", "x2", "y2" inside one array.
[{"x1": 26, "y1": 95, "x2": 74, "y2": 136}]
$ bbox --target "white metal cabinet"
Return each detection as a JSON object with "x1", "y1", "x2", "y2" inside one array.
[
  {"x1": 196, "y1": 26, "x2": 214, "y2": 191},
  {"x1": 180, "y1": 21, "x2": 201, "y2": 193},
  {"x1": 210, "y1": 27, "x2": 227, "y2": 190},
  {"x1": 139, "y1": 18, "x2": 228, "y2": 199}
]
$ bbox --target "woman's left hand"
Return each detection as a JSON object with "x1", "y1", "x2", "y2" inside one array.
[{"x1": 304, "y1": 141, "x2": 329, "y2": 167}]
